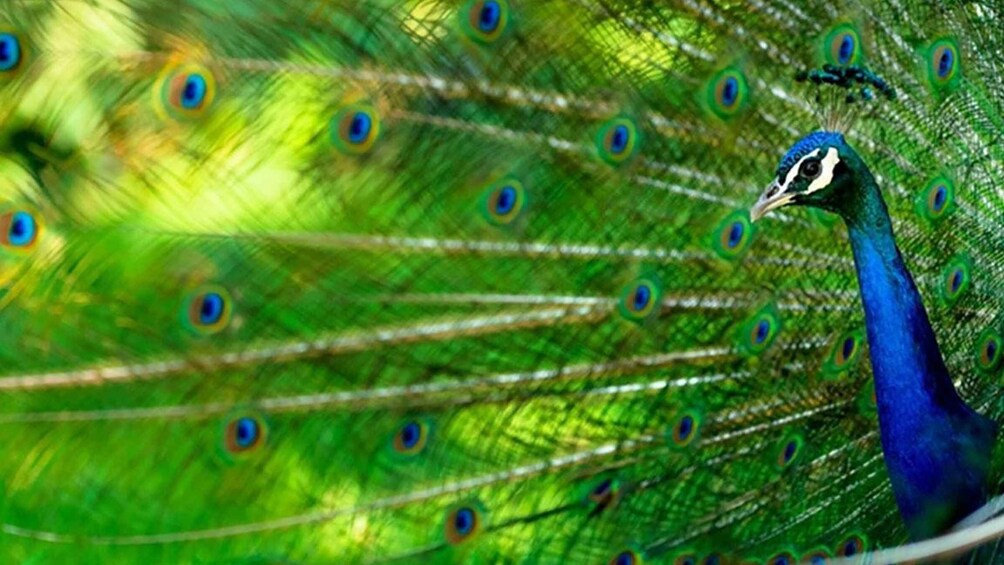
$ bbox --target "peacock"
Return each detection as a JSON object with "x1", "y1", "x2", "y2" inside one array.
[{"x1": 5, "y1": 0, "x2": 1004, "y2": 563}]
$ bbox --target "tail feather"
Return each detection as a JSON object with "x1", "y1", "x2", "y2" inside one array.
[{"x1": 4, "y1": 0, "x2": 1004, "y2": 562}]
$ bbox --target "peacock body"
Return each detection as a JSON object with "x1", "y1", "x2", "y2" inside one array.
[{"x1": 3, "y1": 0, "x2": 1004, "y2": 563}]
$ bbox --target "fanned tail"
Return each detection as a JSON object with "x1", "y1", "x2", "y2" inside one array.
[{"x1": 3, "y1": 1, "x2": 1004, "y2": 563}]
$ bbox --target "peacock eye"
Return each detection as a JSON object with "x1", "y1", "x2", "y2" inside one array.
[
  {"x1": 157, "y1": 64, "x2": 217, "y2": 121},
  {"x1": 185, "y1": 286, "x2": 233, "y2": 334},
  {"x1": 444, "y1": 505, "x2": 484, "y2": 544},
  {"x1": 223, "y1": 414, "x2": 267, "y2": 455},
  {"x1": 0, "y1": 32, "x2": 23, "y2": 72},
  {"x1": 587, "y1": 476, "x2": 622, "y2": 509},
  {"x1": 392, "y1": 419, "x2": 430, "y2": 455},
  {"x1": 800, "y1": 159, "x2": 821, "y2": 179}
]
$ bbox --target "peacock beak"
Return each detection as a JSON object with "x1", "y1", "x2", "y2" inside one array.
[{"x1": 750, "y1": 178, "x2": 796, "y2": 222}]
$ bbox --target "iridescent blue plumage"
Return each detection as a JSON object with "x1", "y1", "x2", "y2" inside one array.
[
  {"x1": 180, "y1": 74, "x2": 207, "y2": 109},
  {"x1": 0, "y1": 32, "x2": 20, "y2": 72},
  {"x1": 849, "y1": 205, "x2": 996, "y2": 538},
  {"x1": 755, "y1": 131, "x2": 998, "y2": 539},
  {"x1": 8, "y1": 211, "x2": 34, "y2": 247}
]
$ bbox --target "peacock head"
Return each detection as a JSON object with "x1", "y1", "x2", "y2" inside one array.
[{"x1": 750, "y1": 131, "x2": 859, "y2": 222}]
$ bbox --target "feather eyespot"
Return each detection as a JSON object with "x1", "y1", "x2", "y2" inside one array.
[
  {"x1": 444, "y1": 505, "x2": 484, "y2": 544},
  {"x1": 926, "y1": 39, "x2": 960, "y2": 89},
  {"x1": 826, "y1": 330, "x2": 862, "y2": 375},
  {"x1": 674, "y1": 415, "x2": 695, "y2": 444},
  {"x1": 462, "y1": 0, "x2": 510, "y2": 43},
  {"x1": 482, "y1": 178, "x2": 526, "y2": 225},
  {"x1": 586, "y1": 476, "x2": 622, "y2": 510},
  {"x1": 179, "y1": 74, "x2": 208, "y2": 109},
  {"x1": 672, "y1": 555, "x2": 698, "y2": 565},
  {"x1": 935, "y1": 46, "x2": 955, "y2": 79},
  {"x1": 931, "y1": 184, "x2": 947, "y2": 212},
  {"x1": 707, "y1": 68, "x2": 749, "y2": 119},
  {"x1": 720, "y1": 77, "x2": 739, "y2": 106},
  {"x1": 768, "y1": 552, "x2": 796, "y2": 565},
  {"x1": 802, "y1": 549, "x2": 831, "y2": 565},
  {"x1": 619, "y1": 278, "x2": 661, "y2": 321},
  {"x1": 975, "y1": 329, "x2": 1002, "y2": 372},
  {"x1": 392, "y1": 420, "x2": 430, "y2": 455},
  {"x1": 476, "y1": 1, "x2": 502, "y2": 32},
  {"x1": 588, "y1": 478, "x2": 613, "y2": 502},
  {"x1": 836, "y1": 534, "x2": 866, "y2": 558},
  {"x1": 596, "y1": 118, "x2": 639, "y2": 165},
  {"x1": 775, "y1": 434, "x2": 803, "y2": 469},
  {"x1": 224, "y1": 415, "x2": 266, "y2": 454},
  {"x1": 740, "y1": 307, "x2": 780, "y2": 354},
  {"x1": 185, "y1": 286, "x2": 233, "y2": 335},
  {"x1": 632, "y1": 285, "x2": 651, "y2": 310},
  {"x1": 713, "y1": 212, "x2": 753, "y2": 259},
  {"x1": 837, "y1": 35, "x2": 855, "y2": 63},
  {"x1": 781, "y1": 441, "x2": 796, "y2": 464},
  {"x1": 495, "y1": 186, "x2": 517, "y2": 214},
  {"x1": 668, "y1": 411, "x2": 701, "y2": 447},
  {"x1": 610, "y1": 550, "x2": 643, "y2": 565},
  {"x1": 610, "y1": 125, "x2": 630, "y2": 153},
  {"x1": 726, "y1": 222, "x2": 743, "y2": 247},
  {"x1": 823, "y1": 24, "x2": 862, "y2": 66},
  {"x1": 1, "y1": 209, "x2": 41, "y2": 252},
  {"x1": 701, "y1": 553, "x2": 723, "y2": 565},
  {"x1": 199, "y1": 293, "x2": 225, "y2": 324},
  {"x1": 0, "y1": 32, "x2": 23, "y2": 72},
  {"x1": 590, "y1": 479, "x2": 612, "y2": 498},
  {"x1": 837, "y1": 336, "x2": 856, "y2": 364},
  {"x1": 917, "y1": 177, "x2": 954, "y2": 221},
  {"x1": 330, "y1": 105, "x2": 381, "y2": 155},
  {"x1": 940, "y1": 255, "x2": 971, "y2": 305},
  {"x1": 155, "y1": 64, "x2": 216, "y2": 121}
]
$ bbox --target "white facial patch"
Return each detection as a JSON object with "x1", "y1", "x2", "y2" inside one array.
[
  {"x1": 776, "y1": 147, "x2": 841, "y2": 195},
  {"x1": 779, "y1": 149, "x2": 820, "y2": 192},
  {"x1": 806, "y1": 147, "x2": 841, "y2": 194}
]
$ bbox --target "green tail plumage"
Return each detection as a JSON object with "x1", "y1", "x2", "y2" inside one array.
[{"x1": 3, "y1": 0, "x2": 1004, "y2": 562}]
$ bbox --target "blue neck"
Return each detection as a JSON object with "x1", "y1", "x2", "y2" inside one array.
[{"x1": 841, "y1": 165, "x2": 996, "y2": 539}]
